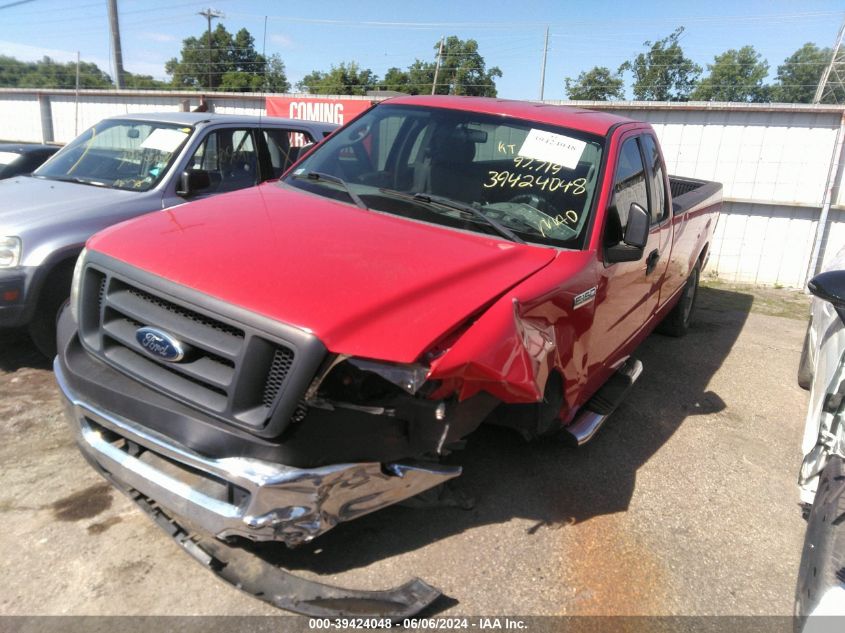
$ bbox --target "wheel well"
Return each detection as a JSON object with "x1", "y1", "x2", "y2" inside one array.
[{"x1": 36, "y1": 255, "x2": 78, "y2": 305}]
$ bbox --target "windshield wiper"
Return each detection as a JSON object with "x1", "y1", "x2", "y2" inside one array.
[
  {"x1": 39, "y1": 175, "x2": 108, "y2": 188},
  {"x1": 293, "y1": 171, "x2": 368, "y2": 210},
  {"x1": 405, "y1": 191, "x2": 525, "y2": 244}
]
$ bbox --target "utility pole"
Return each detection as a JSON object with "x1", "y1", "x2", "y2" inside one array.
[
  {"x1": 539, "y1": 26, "x2": 549, "y2": 101},
  {"x1": 431, "y1": 36, "x2": 444, "y2": 95},
  {"x1": 199, "y1": 8, "x2": 224, "y2": 90},
  {"x1": 74, "y1": 51, "x2": 80, "y2": 135},
  {"x1": 107, "y1": 0, "x2": 125, "y2": 89}
]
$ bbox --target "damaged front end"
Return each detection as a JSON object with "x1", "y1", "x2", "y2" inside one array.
[
  {"x1": 58, "y1": 365, "x2": 463, "y2": 546},
  {"x1": 56, "y1": 260, "x2": 502, "y2": 617},
  {"x1": 56, "y1": 353, "x2": 463, "y2": 618}
]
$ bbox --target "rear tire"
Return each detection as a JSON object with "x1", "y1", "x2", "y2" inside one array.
[
  {"x1": 28, "y1": 265, "x2": 73, "y2": 359},
  {"x1": 795, "y1": 455, "x2": 845, "y2": 618},
  {"x1": 659, "y1": 262, "x2": 700, "y2": 338},
  {"x1": 798, "y1": 319, "x2": 814, "y2": 390}
]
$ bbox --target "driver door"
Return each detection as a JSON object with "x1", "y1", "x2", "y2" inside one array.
[{"x1": 592, "y1": 133, "x2": 668, "y2": 367}]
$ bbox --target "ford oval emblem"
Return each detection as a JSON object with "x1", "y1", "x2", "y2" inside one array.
[{"x1": 135, "y1": 327, "x2": 187, "y2": 362}]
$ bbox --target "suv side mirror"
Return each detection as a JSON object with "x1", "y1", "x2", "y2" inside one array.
[
  {"x1": 176, "y1": 169, "x2": 211, "y2": 197},
  {"x1": 808, "y1": 270, "x2": 845, "y2": 310},
  {"x1": 606, "y1": 203, "x2": 650, "y2": 264}
]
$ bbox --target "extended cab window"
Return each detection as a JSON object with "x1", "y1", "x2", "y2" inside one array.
[
  {"x1": 187, "y1": 128, "x2": 259, "y2": 194},
  {"x1": 282, "y1": 104, "x2": 604, "y2": 249},
  {"x1": 642, "y1": 135, "x2": 667, "y2": 224},
  {"x1": 606, "y1": 137, "x2": 648, "y2": 244}
]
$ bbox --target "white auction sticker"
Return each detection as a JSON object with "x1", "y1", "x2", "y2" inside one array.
[
  {"x1": 0, "y1": 151, "x2": 20, "y2": 166},
  {"x1": 518, "y1": 129, "x2": 586, "y2": 169},
  {"x1": 140, "y1": 128, "x2": 189, "y2": 153}
]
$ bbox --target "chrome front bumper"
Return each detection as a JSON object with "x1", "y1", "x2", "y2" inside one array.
[{"x1": 56, "y1": 359, "x2": 461, "y2": 547}]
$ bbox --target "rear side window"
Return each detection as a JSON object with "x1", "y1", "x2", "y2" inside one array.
[
  {"x1": 262, "y1": 129, "x2": 315, "y2": 178},
  {"x1": 607, "y1": 137, "x2": 648, "y2": 242},
  {"x1": 642, "y1": 135, "x2": 667, "y2": 224}
]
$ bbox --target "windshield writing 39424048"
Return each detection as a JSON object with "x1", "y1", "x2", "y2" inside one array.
[{"x1": 483, "y1": 172, "x2": 587, "y2": 194}]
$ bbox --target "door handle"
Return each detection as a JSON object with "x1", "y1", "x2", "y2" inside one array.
[{"x1": 646, "y1": 249, "x2": 660, "y2": 275}]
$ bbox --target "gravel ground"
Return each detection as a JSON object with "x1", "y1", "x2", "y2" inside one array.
[{"x1": 0, "y1": 283, "x2": 812, "y2": 616}]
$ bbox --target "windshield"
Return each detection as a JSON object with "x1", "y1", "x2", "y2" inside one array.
[
  {"x1": 34, "y1": 119, "x2": 193, "y2": 192},
  {"x1": 282, "y1": 104, "x2": 604, "y2": 248}
]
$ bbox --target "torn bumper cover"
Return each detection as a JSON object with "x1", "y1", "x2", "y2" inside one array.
[
  {"x1": 56, "y1": 360, "x2": 460, "y2": 547},
  {"x1": 98, "y1": 474, "x2": 441, "y2": 620}
]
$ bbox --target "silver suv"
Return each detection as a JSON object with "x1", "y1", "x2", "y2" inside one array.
[{"x1": 0, "y1": 112, "x2": 336, "y2": 356}]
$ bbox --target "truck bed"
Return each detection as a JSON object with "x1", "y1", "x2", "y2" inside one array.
[{"x1": 670, "y1": 176, "x2": 722, "y2": 216}]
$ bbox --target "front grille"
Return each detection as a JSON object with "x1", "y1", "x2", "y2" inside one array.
[
  {"x1": 262, "y1": 347, "x2": 295, "y2": 408},
  {"x1": 77, "y1": 262, "x2": 324, "y2": 436}
]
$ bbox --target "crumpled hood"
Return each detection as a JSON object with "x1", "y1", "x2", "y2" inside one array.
[{"x1": 88, "y1": 183, "x2": 556, "y2": 362}]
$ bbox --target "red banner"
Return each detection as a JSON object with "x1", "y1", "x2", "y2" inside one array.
[{"x1": 266, "y1": 97, "x2": 373, "y2": 126}]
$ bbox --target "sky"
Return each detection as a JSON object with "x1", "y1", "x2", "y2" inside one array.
[{"x1": 0, "y1": 0, "x2": 844, "y2": 101}]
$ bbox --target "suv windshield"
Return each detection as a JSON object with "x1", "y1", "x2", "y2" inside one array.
[
  {"x1": 282, "y1": 104, "x2": 604, "y2": 248},
  {"x1": 34, "y1": 119, "x2": 193, "y2": 192}
]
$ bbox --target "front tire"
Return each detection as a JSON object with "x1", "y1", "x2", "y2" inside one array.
[
  {"x1": 28, "y1": 265, "x2": 73, "y2": 359},
  {"x1": 659, "y1": 262, "x2": 700, "y2": 338}
]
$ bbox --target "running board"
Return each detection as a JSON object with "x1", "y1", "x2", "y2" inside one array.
[
  {"x1": 94, "y1": 464, "x2": 442, "y2": 621},
  {"x1": 564, "y1": 358, "x2": 643, "y2": 446}
]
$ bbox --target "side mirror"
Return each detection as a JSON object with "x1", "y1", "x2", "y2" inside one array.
[
  {"x1": 176, "y1": 169, "x2": 211, "y2": 197},
  {"x1": 808, "y1": 270, "x2": 845, "y2": 310},
  {"x1": 606, "y1": 202, "x2": 650, "y2": 264}
]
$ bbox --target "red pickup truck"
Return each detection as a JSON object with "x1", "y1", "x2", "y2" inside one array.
[{"x1": 56, "y1": 96, "x2": 721, "y2": 618}]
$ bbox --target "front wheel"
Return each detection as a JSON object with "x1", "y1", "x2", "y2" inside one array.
[
  {"x1": 659, "y1": 262, "x2": 700, "y2": 338},
  {"x1": 28, "y1": 266, "x2": 73, "y2": 359}
]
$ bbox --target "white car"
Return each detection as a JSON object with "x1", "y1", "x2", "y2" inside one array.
[{"x1": 795, "y1": 249, "x2": 845, "y2": 623}]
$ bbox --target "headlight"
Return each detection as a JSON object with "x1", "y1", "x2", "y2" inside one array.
[
  {"x1": 347, "y1": 358, "x2": 430, "y2": 394},
  {"x1": 317, "y1": 358, "x2": 431, "y2": 405},
  {"x1": 69, "y1": 248, "x2": 87, "y2": 323},
  {"x1": 0, "y1": 236, "x2": 21, "y2": 268}
]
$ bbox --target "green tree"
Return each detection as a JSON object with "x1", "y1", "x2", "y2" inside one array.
[
  {"x1": 381, "y1": 66, "x2": 411, "y2": 92},
  {"x1": 0, "y1": 56, "x2": 112, "y2": 89},
  {"x1": 123, "y1": 71, "x2": 168, "y2": 89},
  {"x1": 379, "y1": 60, "x2": 437, "y2": 94},
  {"x1": 165, "y1": 24, "x2": 289, "y2": 92},
  {"x1": 691, "y1": 46, "x2": 770, "y2": 102},
  {"x1": 619, "y1": 27, "x2": 701, "y2": 101},
  {"x1": 773, "y1": 42, "x2": 839, "y2": 103},
  {"x1": 434, "y1": 36, "x2": 501, "y2": 96},
  {"x1": 564, "y1": 66, "x2": 625, "y2": 100},
  {"x1": 298, "y1": 62, "x2": 378, "y2": 95}
]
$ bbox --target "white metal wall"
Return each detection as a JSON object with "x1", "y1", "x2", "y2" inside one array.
[
  {"x1": 594, "y1": 106, "x2": 845, "y2": 287},
  {"x1": 2, "y1": 89, "x2": 844, "y2": 289},
  {"x1": 0, "y1": 92, "x2": 44, "y2": 142}
]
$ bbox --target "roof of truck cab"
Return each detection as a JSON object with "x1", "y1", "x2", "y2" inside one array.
[
  {"x1": 102, "y1": 111, "x2": 338, "y2": 130},
  {"x1": 382, "y1": 95, "x2": 637, "y2": 136}
]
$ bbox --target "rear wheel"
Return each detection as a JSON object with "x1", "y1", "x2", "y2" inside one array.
[
  {"x1": 795, "y1": 454, "x2": 845, "y2": 618},
  {"x1": 28, "y1": 264, "x2": 73, "y2": 359},
  {"x1": 659, "y1": 262, "x2": 700, "y2": 338}
]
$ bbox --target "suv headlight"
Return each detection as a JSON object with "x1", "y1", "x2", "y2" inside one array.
[
  {"x1": 0, "y1": 236, "x2": 21, "y2": 268},
  {"x1": 69, "y1": 248, "x2": 87, "y2": 323}
]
